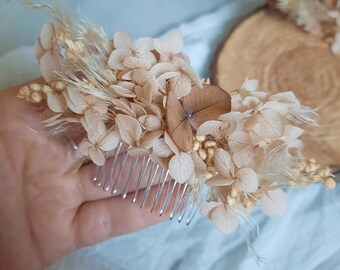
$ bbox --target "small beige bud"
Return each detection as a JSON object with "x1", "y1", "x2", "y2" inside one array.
[
  {"x1": 193, "y1": 141, "x2": 201, "y2": 151},
  {"x1": 29, "y1": 83, "x2": 41, "y2": 91},
  {"x1": 196, "y1": 135, "x2": 206, "y2": 142},
  {"x1": 324, "y1": 177, "x2": 336, "y2": 189},
  {"x1": 227, "y1": 196, "x2": 235, "y2": 206},
  {"x1": 207, "y1": 148, "x2": 215, "y2": 159},
  {"x1": 54, "y1": 81, "x2": 66, "y2": 91},
  {"x1": 231, "y1": 186, "x2": 238, "y2": 198},
  {"x1": 198, "y1": 149, "x2": 208, "y2": 160},
  {"x1": 30, "y1": 92, "x2": 42, "y2": 103},
  {"x1": 42, "y1": 85, "x2": 53, "y2": 94},
  {"x1": 204, "y1": 172, "x2": 214, "y2": 180},
  {"x1": 204, "y1": 140, "x2": 216, "y2": 148},
  {"x1": 18, "y1": 86, "x2": 30, "y2": 97}
]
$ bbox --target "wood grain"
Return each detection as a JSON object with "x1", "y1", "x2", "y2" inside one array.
[{"x1": 213, "y1": 10, "x2": 340, "y2": 166}]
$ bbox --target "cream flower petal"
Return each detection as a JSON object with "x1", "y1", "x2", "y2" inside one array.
[
  {"x1": 100, "y1": 130, "x2": 120, "y2": 151},
  {"x1": 242, "y1": 79, "x2": 259, "y2": 92},
  {"x1": 182, "y1": 65, "x2": 203, "y2": 88},
  {"x1": 35, "y1": 38, "x2": 45, "y2": 60},
  {"x1": 270, "y1": 91, "x2": 300, "y2": 105},
  {"x1": 170, "y1": 73, "x2": 191, "y2": 98},
  {"x1": 196, "y1": 120, "x2": 222, "y2": 137},
  {"x1": 123, "y1": 56, "x2": 152, "y2": 70},
  {"x1": 228, "y1": 131, "x2": 251, "y2": 153},
  {"x1": 65, "y1": 87, "x2": 87, "y2": 114},
  {"x1": 168, "y1": 152, "x2": 194, "y2": 184},
  {"x1": 150, "y1": 63, "x2": 177, "y2": 77},
  {"x1": 261, "y1": 188, "x2": 288, "y2": 218},
  {"x1": 214, "y1": 148, "x2": 234, "y2": 177},
  {"x1": 40, "y1": 22, "x2": 55, "y2": 50},
  {"x1": 109, "y1": 85, "x2": 135, "y2": 98},
  {"x1": 154, "y1": 29, "x2": 183, "y2": 56},
  {"x1": 138, "y1": 115, "x2": 162, "y2": 131},
  {"x1": 114, "y1": 32, "x2": 133, "y2": 50},
  {"x1": 135, "y1": 37, "x2": 154, "y2": 51},
  {"x1": 108, "y1": 49, "x2": 131, "y2": 70},
  {"x1": 236, "y1": 168, "x2": 258, "y2": 193},
  {"x1": 253, "y1": 109, "x2": 284, "y2": 139},
  {"x1": 200, "y1": 201, "x2": 223, "y2": 218},
  {"x1": 89, "y1": 147, "x2": 106, "y2": 166},
  {"x1": 77, "y1": 140, "x2": 92, "y2": 156},
  {"x1": 40, "y1": 51, "x2": 60, "y2": 83},
  {"x1": 46, "y1": 93, "x2": 66, "y2": 113},
  {"x1": 211, "y1": 205, "x2": 240, "y2": 235},
  {"x1": 115, "y1": 114, "x2": 143, "y2": 145},
  {"x1": 127, "y1": 146, "x2": 151, "y2": 157},
  {"x1": 164, "y1": 131, "x2": 179, "y2": 155},
  {"x1": 206, "y1": 176, "x2": 234, "y2": 187},
  {"x1": 139, "y1": 130, "x2": 163, "y2": 149},
  {"x1": 190, "y1": 152, "x2": 207, "y2": 174},
  {"x1": 153, "y1": 138, "x2": 173, "y2": 157},
  {"x1": 233, "y1": 149, "x2": 256, "y2": 169}
]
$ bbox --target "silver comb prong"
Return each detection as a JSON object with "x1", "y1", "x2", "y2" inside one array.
[
  {"x1": 160, "y1": 180, "x2": 178, "y2": 216},
  {"x1": 111, "y1": 151, "x2": 129, "y2": 194},
  {"x1": 103, "y1": 143, "x2": 123, "y2": 191},
  {"x1": 178, "y1": 190, "x2": 191, "y2": 223},
  {"x1": 170, "y1": 183, "x2": 187, "y2": 220},
  {"x1": 185, "y1": 205, "x2": 198, "y2": 225},
  {"x1": 140, "y1": 164, "x2": 160, "y2": 208},
  {"x1": 151, "y1": 170, "x2": 169, "y2": 213},
  {"x1": 131, "y1": 157, "x2": 151, "y2": 203},
  {"x1": 122, "y1": 157, "x2": 139, "y2": 199},
  {"x1": 93, "y1": 165, "x2": 104, "y2": 185}
]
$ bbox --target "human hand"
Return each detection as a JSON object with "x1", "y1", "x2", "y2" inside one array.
[{"x1": 0, "y1": 79, "x2": 170, "y2": 270}]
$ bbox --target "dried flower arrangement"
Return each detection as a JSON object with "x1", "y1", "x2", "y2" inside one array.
[
  {"x1": 276, "y1": 0, "x2": 340, "y2": 53},
  {"x1": 17, "y1": 2, "x2": 336, "y2": 237}
]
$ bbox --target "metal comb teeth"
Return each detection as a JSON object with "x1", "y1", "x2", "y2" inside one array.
[{"x1": 91, "y1": 142, "x2": 197, "y2": 224}]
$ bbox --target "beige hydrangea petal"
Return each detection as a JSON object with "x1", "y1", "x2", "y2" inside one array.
[
  {"x1": 253, "y1": 109, "x2": 284, "y2": 139},
  {"x1": 109, "y1": 84, "x2": 136, "y2": 98},
  {"x1": 46, "y1": 93, "x2": 66, "y2": 113},
  {"x1": 113, "y1": 31, "x2": 133, "y2": 50},
  {"x1": 153, "y1": 138, "x2": 173, "y2": 157},
  {"x1": 154, "y1": 29, "x2": 183, "y2": 56},
  {"x1": 135, "y1": 37, "x2": 154, "y2": 51},
  {"x1": 214, "y1": 148, "x2": 234, "y2": 178},
  {"x1": 35, "y1": 38, "x2": 45, "y2": 60},
  {"x1": 89, "y1": 147, "x2": 106, "y2": 166},
  {"x1": 228, "y1": 131, "x2": 251, "y2": 153},
  {"x1": 150, "y1": 63, "x2": 177, "y2": 77},
  {"x1": 211, "y1": 205, "x2": 240, "y2": 235},
  {"x1": 164, "y1": 131, "x2": 179, "y2": 155},
  {"x1": 241, "y1": 79, "x2": 259, "y2": 92},
  {"x1": 170, "y1": 73, "x2": 192, "y2": 98},
  {"x1": 261, "y1": 188, "x2": 288, "y2": 218},
  {"x1": 236, "y1": 168, "x2": 258, "y2": 193},
  {"x1": 138, "y1": 115, "x2": 163, "y2": 131},
  {"x1": 100, "y1": 130, "x2": 120, "y2": 151},
  {"x1": 127, "y1": 146, "x2": 151, "y2": 157},
  {"x1": 40, "y1": 22, "x2": 55, "y2": 50},
  {"x1": 196, "y1": 120, "x2": 222, "y2": 137},
  {"x1": 206, "y1": 176, "x2": 234, "y2": 187},
  {"x1": 270, "y1": 91, "x2": 300, "y2": 105},
  {"x1": 64, "y1": 87, "x2": 87, "y2": 114},
  {"x1": 40, "y1": 51, "x2": 60, "y2": 83},
  {"x1": 182, "y1": 65, "x2": 203, "y2": 89},
  {"x1": 233, "y1": 149, "x2": 256, "y2": 169},
  {"x1": 123, "y1": 56, "x2": 152, "y2": 70},
  {"x1": 200, "y1": 201, "x2": 223, "y2": 218},
  {"x1": 108, "y1": 49, "x2": 131, "y2": 70},
  {"x1": 190, "y1": 152, "x2": 207, "y2": 174},
  {"x1": 115, "y1": 114, "x2": 143, "y2": 145},
  {"x1": 139, "y1": 130, "x2": 163, "y2": 149},
  {"x1": 168, "y1": 152, "x2": 194, "y2": 184},
  {"x1": 77, "y1": 140, "x2": 92, "y2": 156}
]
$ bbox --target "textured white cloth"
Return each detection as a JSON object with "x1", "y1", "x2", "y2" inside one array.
[{"x1": 1, "y1": 0, "x2": 340, "y2": 269}]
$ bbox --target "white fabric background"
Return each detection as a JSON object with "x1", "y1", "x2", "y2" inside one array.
[{"x1": 1, "y1": 1, "x2": 340, "y2": 269}]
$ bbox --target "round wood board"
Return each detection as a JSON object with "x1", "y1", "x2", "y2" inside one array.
[{"x1": 213, "y1": 10, "x2": 340, "y2": 167}]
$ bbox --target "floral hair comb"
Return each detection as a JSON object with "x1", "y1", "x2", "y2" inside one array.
[{"x1": 18, "y1": 2, "x2": 336, "y2": 240}]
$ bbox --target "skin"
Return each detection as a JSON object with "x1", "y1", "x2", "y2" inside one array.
[{"x1": 0, "y1": 79, "x2": 171, "y2": 269}]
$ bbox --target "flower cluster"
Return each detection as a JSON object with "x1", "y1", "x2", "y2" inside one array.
[
  {"x1": 277, "y1": 0, "x2": 340, "y2": 54},
  {"x1": 18, "y1": 9, "x2": 335, "y2": 235}
]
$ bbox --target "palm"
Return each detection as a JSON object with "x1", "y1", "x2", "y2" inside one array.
[{"x1": 0, "y1": 83, "x2": 168, "y2": 269}]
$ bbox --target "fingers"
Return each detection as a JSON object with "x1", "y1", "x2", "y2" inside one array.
[
  {"x1": 74, "y1": 183, "x2": 179, "y2": 248},
  {"x1": 78, "y1": 154, "x2": 166, "y2": 202}
]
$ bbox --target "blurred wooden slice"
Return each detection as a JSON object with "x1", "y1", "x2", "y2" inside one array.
[{"x1": 213, "y1": 10, "x2": 340, "y2": 166}]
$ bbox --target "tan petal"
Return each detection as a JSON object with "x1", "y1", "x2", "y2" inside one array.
[
  {"x1": 196, "y1": 120, "x2": 222, "y2": 137},
  {"x1": 206, "y1": 176, "x2": 234, "y2": 187},
  {"x1": 135, "y1": 37, "x2": 153, "y2": 51},
  {"x1": 190, "y1": 152, "x2": 207, "y2": 174},
  {"x1": 154, "y1": 29, "x2": 183, "y2": 55},
  {"x1": 270, "y1": 91, "x2": 300, "y2": 105},
  {"x1": 211, "y1": 205, "x2": 239, "y2": 235},
  {"x1": 133, "y1": 69, "x2": 154, "y2": 86},
  {"x1": 127, "y1": 146, "x2": 151, "y2": 157},
  {"x1": 168, "y1": 152, "x2": 194, "y2": 183},
  {"x1": 166, "y1": 91, "x2": 193, "y2": 152},
  {"x1": 100, "y1": 130, "x2": 121, "y2": 151},
  {"x1": 115, "y1": 114, "x2": 143, "y2": 145},
  {"x1": 46, "y1": 93, "x2": 66, "y2": 113},
  {"x1": 241, "y1": 79, "x2": 259, "y2": 92},
  {"x1": 170, "y1": 73, "x2": 192, "y2": 98},
  {"x1": 150, "y1": 63, "x2": 177, "y2": 77},
  {"x1": 236, "y1": 168, "x2": 258, "y2": 193},
  {"x1": 153, "y1": 138, "x2": 173, "y2": 157},
  {"x1": 233, "y1": 149, "x2": 256, "y2": 169},
  {"x1": 65, "y1": 87, "x2": 87, "y2": 114},
  {"x1": 131, "y1": 103, "x2": 147, "y2": 118},
  {"x1": 254, "y1": 109, "x2": 284, "y2": 139},
  {"x1": 214, "y1": 148, "x2": 234, "y2": 178},
  {"x1": 139, "y1": 130, "x2": 163, "y2": 149},
  {"x1": 200, "y1": 201, "x2": 223, "y2": 218},
  {"x1": 182, "y1": 84, "x2": 231, "y2": 130},
  {"x1": 108, "y1": 49, "x2": 130, "y2": 70},
  {"x1": 89, "y1": 147, "x2": 106, "y2": 166},
  {"x1": 35, "y1": 38, "x2": 45, "y2": 59},
  {"x1": 77, "y1": 140, "x2": 92, "y2": 156},
  {"x1": 261, "y1": 188, "x2": 288, "y2": 218},
  {"x1": 123, "y1": 56, "x2": 152, "y2": 70},
  {"x1": 138, "y1": 115, "x2": 163, "y2": 131},
  {"x1": 40, "y1": 22, "x2": 55, "y2": 50},
  {"x1": 164, "y1": 131, "x2": 179, "y2": 155},
  {"x1": 228, "y1": 131, "x2": 251, "y2": 153},
  {"x1": 40, "y1": 51, "x2": 60, "y2": 83},
  {"x1": 114, "y1": 32, "x2": 132, "y2": 50},
  {"x1": 182, "y1": 65, "x2": 202, "y2": 88},
  {"x1": 109, "y1": 85, "x2": 136, "y2": 98}
]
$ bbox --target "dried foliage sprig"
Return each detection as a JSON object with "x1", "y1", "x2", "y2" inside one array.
[
  {"x1": 276, "y1": 0, "x2": 340, "y2": 54},
  {"x1": 17, "y1": 4, "x2": 336, "y2": 236}
]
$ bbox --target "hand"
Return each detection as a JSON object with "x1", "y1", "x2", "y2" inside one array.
[{"x1": 0, "y1": 79, "x2": 169, "y2": 269}]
